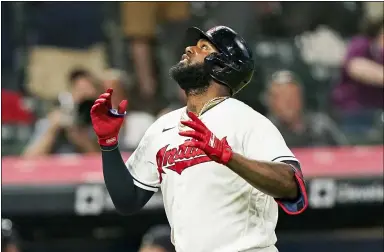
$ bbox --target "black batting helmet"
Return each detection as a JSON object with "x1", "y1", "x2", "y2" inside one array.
[{"x1": 184, "y1": 26, "x2": 254, "y2": 95}]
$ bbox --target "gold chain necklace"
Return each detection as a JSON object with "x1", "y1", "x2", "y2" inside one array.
[
  {"x1": 198, "y1": 96, "x2": 230, "y2": 117},
  {"x1": 179, "y1": 96, "x2": 229, "y2": 132}
]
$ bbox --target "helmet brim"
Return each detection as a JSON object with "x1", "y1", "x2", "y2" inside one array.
[{"x1": 184, "y1": 27, "x2": 220, "y2": 52}]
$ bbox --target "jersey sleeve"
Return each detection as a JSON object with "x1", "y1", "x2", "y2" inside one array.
[
  {"x1": 125, "y1": 121, "x2": 161, "y2": 192},
  {"x1": 243, "y1": 118, "x2": 308, "y2": 215}
]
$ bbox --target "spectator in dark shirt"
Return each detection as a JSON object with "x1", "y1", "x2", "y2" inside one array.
[
  {"x1": 266, "y1": 70, "x2": 348, "y2": 147},
  {"x1": 332, "y1": 18, "x2": 383, "y2": 111},
  {"x1": 23, "y1": 69, "x2": 100, "y2": 157}
]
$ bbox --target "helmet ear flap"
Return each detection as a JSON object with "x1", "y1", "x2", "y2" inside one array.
[
  {"x1": 205, "y1": 52, "x2": 230, "y2": 72},
  {"x1": 205, "y1": 52, "x2": 236, "y2": 93}
]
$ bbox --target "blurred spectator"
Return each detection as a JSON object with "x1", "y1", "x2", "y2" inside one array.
[
  {"x1": 332, "y1": 18, "x2": 384, "y2": 111},
  {"x1": 23, "y1": 69, "x2": 100, "y2": 157},
  {"x1": 363, "y1": 2, "x2": 384, "y2": 23},
  {"x1": 101, "y1": 69, "x2": 133, "y2": 109},
  {"x1": 266, "y1": 70, "x2": 348, "y2": 147},
  {"x1": 139, "y1": 225, "x2": 175, "y2": 252},
  {"x1": 2, "y1": 219, "x2": 21, "y2": 252},
  {"x1": 254, "y1": 2, "x2": 361, "y2": 38},
  {"x1": 298, "y1": 25, "x2": 346, "y2": 67},
  {"x1": 101, "y1": 69, "x2": 156, "y2": 151},
  {"x1": 120, "y1": 2, "x2": 190, "y2": 101}
]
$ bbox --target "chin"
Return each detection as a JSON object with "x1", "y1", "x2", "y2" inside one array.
[{"x1": 169, "y1": 60, "x2": 210, "y2": 93}]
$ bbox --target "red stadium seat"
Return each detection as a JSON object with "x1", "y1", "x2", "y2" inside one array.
[{"x1": 1, "y1": 89, "x2": 34, "y2": 124}]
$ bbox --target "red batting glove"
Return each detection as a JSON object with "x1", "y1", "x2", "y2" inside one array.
[
  {"x1": 179, "y1": 112, "x2": 233, "y2": 165},
  {"x1": 91, "y1": 88, "x2": 128, "y2": 146}
]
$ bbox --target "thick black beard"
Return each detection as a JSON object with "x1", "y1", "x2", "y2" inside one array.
[{"x1": 169, "y1": 61, "x2": 211, "y2": 96}]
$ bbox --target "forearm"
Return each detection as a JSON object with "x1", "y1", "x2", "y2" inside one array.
[
  {"x1": 227, "y1": 153, "x2": 298, "y2": 199},
  {"x1": 101, "y1": 144, "x2": 153, "y2": 215},
  {"x1": 348, "y1": 58, "x2": 384, "y2": 87},
  {"x1": 23, "y1": 128, "x2": 58, "y2": 157}
]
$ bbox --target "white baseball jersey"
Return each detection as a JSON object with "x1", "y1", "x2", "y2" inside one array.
[{"x1": 126, "y1": 98, "x2": 301, "y2": 252}]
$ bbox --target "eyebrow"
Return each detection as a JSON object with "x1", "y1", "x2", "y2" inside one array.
[
  {"x1": 198, "y1": 40, "x2": 218, "y2": 52},
  {"x1": 199, "y1": 38, "x2": 213, "y2": 43}
]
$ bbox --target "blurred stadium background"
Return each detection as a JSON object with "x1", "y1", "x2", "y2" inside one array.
[{"x1": 1, "y1": 2, "x2": 383, "y2": 252}]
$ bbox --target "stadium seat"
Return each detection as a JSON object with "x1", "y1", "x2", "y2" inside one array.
[{"x1": 1, "y1": 90, "x2": 35, "y2": 156}]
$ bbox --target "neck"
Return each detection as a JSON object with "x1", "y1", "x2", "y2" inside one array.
[{"x1": 186, "y1": 82, "x2": 230, "y2": 115}]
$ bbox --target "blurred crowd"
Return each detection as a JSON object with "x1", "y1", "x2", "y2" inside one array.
[
  {"x1": 2, "y1": 218, "x2": 175, "y2": 252},
  {"x1": 1, "y1": 2, "x2": 383, "y2": 157},
  {"x1": 1, "y1": 2, "x2": 383, "y2": 251}
]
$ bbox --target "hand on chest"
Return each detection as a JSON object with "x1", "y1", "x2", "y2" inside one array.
[{"x1": 154, "y1": 115, "x2": 238, "y2": 182}]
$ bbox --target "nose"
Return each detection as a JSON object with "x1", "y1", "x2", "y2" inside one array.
[{"x1": 185, "y1": 46, "x2": 194, "y2": 55}]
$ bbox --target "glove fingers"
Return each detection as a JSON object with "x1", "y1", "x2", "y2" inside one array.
[
  {"x1": 91, "y1": 103, "x2": 105, "y2": 114},
  {"x1": 183, "y1": 140, "x2": 203, "y2": 149},
  {"x1": 179, "y1": 130, "x2": 205, "y2": 141},
  {"x1": 106, "y1": 88, "x2": 113, "y2": 95},
  {"x1": 187, "y1": 112, "x2": 205, "y2": 126},
  {"x1": 99, "y1": 93, "x2": 111, "y2": 100},
  {"x1": 94, "y1": 98, "x2": 107, "y2": 105},
  {"x1": 95, "y1": 93, "x2": 112, "y2": 109},
  {"x1": 118, "y1": 100, "x2": 128, "y2": 114},
  {"x1": 91, "y1": 104, "x2": 98, "y2": 114},
  {"x1": 181, "y1": 120, "x2": 206, "y2": 133}
]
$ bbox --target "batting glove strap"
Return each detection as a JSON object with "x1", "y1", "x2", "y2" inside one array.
[{"x1": 98, "y1": 136, "x2": 119, "y2": 147}]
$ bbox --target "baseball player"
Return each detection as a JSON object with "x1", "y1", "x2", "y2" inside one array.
[{"x1": 91, "y1": 26, "x2": 308, "y2": 252}]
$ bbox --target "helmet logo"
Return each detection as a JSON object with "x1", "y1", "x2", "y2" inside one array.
[{"x1": 207, "y1": 26, "x2": 226, "y2": 34}]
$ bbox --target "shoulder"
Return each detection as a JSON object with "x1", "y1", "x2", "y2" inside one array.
[
  {"x1": 227, "y1": 99, "x2": 273, "y2": 124},
  {"x1": 146, "y1": 107, "x2": 185, "y2": 134},
  {"x1": 223, "y1": 98, "x2": 277, "y2": 133},
  {"x1": 156, "y1": 106, "x2": 185, "y2": 124},
  {"x1": 224, "y1": 98, "x2": 264, "y2": 119}
]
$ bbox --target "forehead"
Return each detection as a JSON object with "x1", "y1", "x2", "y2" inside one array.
[
  {"x1": 270, "y1": 82, "x2": 300, "y2": 93},
  {"x1": 73, "y1": 76, "x2": 92, "y2": 84}
]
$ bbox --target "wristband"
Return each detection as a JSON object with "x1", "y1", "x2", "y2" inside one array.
[
  {"x1": 100, "y1": 143, "x2": 119, "y2": 151},
  {"x1": 98, "y1": 136, "x2": 118, "y2": 147}
]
